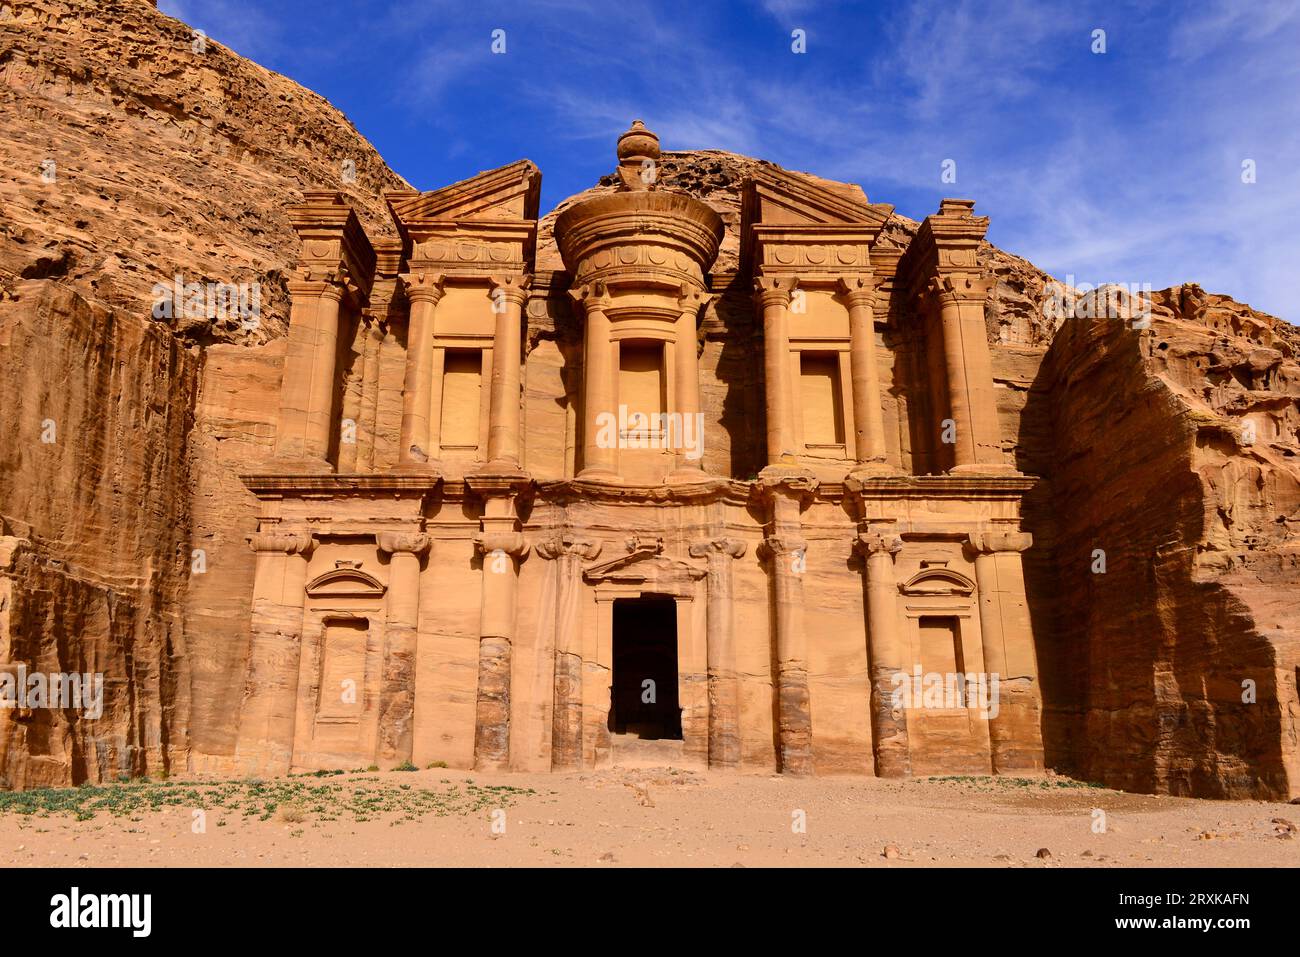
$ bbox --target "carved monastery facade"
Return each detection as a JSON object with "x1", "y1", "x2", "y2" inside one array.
[{"x1": 234, "y1": 123, "x2": 1045, "y2": 777}]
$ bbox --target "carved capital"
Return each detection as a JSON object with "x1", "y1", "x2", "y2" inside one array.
[
  {"x1": 248, "y1": 532, "x2": 315, "y2": 556},
  {"x1": 965, "y1": 531, "x2": 1033, "y2": 557},
  {"x1": 754, "y1": 275, "x2": 799, "y2": 309},
  {"x1": 758, "y1": 535, "x2": 807, "y2": 561},
  {"x1": 536, "y1": 535, "x2": 602, "y2": 562},
  {"x1": 926, "y1": 272, "x2": 991, "y2": 309},
  {"x1": 287, "y1": 270, "x2": 350, "y2": 305},
  {"x1": 475, "y1": 531, "x2": 530, "y2": 559},
  {"x1": 569, "y1": 280, "x2": 612, "y2": 313},
  {"x1": 376, "y1": 531, "x2": 431, "y2": 557},
  {"x1": 489, "y1": 274, "x2": 531, "y2": 307},
  {"x1": 753, "y1": 467, "x2": 819, "y2": 503},
  {"x1": 688, "y1": 537, "x2": 747, "y2": 561},
  {"x1": 855, "y1": 531, "x2": 904, "y2": 559},
  {"x1": 401, "y1": 271, "x2": 447, "y2": 305},
  {"x1": 836, "y1": 273, "x2": 876, "y2": 309},
  {"x1": 677, "y1": 283, "x2": 711, "y2": 318}
]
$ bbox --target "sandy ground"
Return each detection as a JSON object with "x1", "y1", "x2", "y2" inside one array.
[{"x1": 1, "y1": 768, "x2": 1296, "y2": 868}]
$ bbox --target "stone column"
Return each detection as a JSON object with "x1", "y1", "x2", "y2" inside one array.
[
  {"x1": 928, "y1": 273, "x2": 1004, "y2": 471},
  {"x1": 965, "y1": 531, "x2": 1043, "y2": 773},
  {"x1": 761, "y1": 533, "x2": 811, "y2": 775},
  {"x1": 487, "y1": 275, "x2": 530, "y2": 468},
  {"x1": 472, "y1": 503, "x2": 530, "y2": 771},
  {"x1": 398, "y1": 272, "x2": 446, "y2": 468},
  {"x1": 275, "y1": 278, "x2": 346, "y2": 467},
  {"x1": 376, "y1": 530, "x2": 430, "y2": 767},
  {"x1": 855, "y1": 529, "x2": 909, "y2": 777},
  {"x1": 755, "y1": 277, "x2": 798, "y2": 466},
  {"x1": 573, "y1": 282, "x2": 618, "y2": 479},
  {"x1": 838, "y1": 274, "x2": 889, "y2": 469},
  {"x1": 673, "y1": 288, "x2": 708, "y2": 476},
  {"x1": 689, "y1": 537, "x2": 747, "y2": 769},
  {"x1": 236, "y1": 531, "x2": 314, "y2": 775},
  {"x1": 536, "y1": 535, "x2": 602, "y2": 771}
]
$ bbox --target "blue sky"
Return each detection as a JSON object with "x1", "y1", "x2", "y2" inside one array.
[{"x1": 158, "y1": 0, "x2": 1300, "y2": 321}]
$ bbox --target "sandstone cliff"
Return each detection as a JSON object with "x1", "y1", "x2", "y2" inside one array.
[
  {"x1": 1, "y1": 0, "x2": 1296, "y2": 798},
  {"x1": 0, "y1": 0, "x2": 405, "y2": 787},
  {"x1": 1034, "y1": 286, "x2": 1300, "y2": 798},
  {"x1": 0, "y1": 0, "x2": 406, "y2": 343}
]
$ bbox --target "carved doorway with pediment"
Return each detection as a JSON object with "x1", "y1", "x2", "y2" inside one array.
[{"x1": 582, "y1": 538, "x2": 709, "y2": 770}]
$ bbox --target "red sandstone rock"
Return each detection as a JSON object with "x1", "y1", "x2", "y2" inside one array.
[{"x1": 0, "y1": 0, "x2": 1295, "y2": 801}]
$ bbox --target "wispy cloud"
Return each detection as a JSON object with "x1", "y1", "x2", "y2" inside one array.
[{"x1": 154, "y1": 0, "x2": 1300, "y2": 319}]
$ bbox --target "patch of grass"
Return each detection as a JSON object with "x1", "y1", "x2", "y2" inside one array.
[
  {"x1": 923, "y1": 775, "x2": 1103, "y2": 790},
  {"x1": 0, "y1": 775, "x2": 537, "y2": 824},
  {"x1": 394, "y1": 761, "x2": 418, "y2": 772}
]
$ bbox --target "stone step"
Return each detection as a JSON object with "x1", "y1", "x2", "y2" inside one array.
[{"x1": 611, "y1": 733, "x2": 686, "y2": 768}]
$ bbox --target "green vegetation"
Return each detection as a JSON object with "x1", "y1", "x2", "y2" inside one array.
[
  {"x1": 0, "y1": 775, "x2": 537, "y2": 823},
  {"x1": 921, "y1": 775, "x2": 1103, "y2": 790}
]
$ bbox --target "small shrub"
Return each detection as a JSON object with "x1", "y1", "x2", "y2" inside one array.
[{"x1": 277, "y1": 804, "x2": 307, "y2": 824}]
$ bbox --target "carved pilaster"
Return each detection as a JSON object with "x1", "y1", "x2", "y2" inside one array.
[
  {"x1": 854, "y1": 528, "x2": 909, "y2": 777},
  {"x1": 572, "y1": 281, "x2": 618, "y2": 478},
  {"x1": 964, "y1": 530, "x2": 1042, "y2": 774},
  {"x1": 374, "y1": 530, "x2": 430, "y2": 766},
  {"x1": 273, "y1": 276, "x2": 348, "y2": 470},
  {"x1": 471, "y1": 499, "x2": 529, "y2": 771},
  {"x1": 236, "y1": 530, "x2": 315, "y2": 776},
  {"x1": 537, "y1": 535, "x2": 603, "y2": 771},
  {"x1": 671, "y1": 286, "x2": 710, "y2": 477},
  {"x1": 837, "y1": 273, "x2": 891, "y2": 471},
  {"x1": 486, "y1": 274, "x2": 531, "y2": 468},
  {"x1": 689, "y1": 537, "x2": 747, "y2": 769},
  {"x1": 755, "y1": 276, "x2": 799, "y2": 466},
  {"x1": 398, "y1": 272, "x2": 446, "y2": 468},
  {"x1": 759, "y1": 533, "x2": 812, "y2": 775}
]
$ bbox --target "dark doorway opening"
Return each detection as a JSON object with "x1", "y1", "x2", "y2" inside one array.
[{"x1": 609, "y1": 596, "x2": 682, "y2": 740}]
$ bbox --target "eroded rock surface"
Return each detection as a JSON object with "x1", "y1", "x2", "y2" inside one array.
[{"x1": 0, "y1": 0, "x2": 1296, "y2": 797}]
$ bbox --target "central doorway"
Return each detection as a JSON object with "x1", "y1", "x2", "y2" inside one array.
[{"x1": 609, "y1": 596, "x2": 682, "y2": 740}]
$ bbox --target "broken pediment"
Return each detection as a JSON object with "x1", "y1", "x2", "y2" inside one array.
[
  {"x1": 740, "y1": 166, "x2": 894, "y2": 278},
  {"x1": 386, "y1": 161, "x2": 541, "y2": 275},
  {"x1": 386, "y1": 160, "x2": 541, "y2": 228},
  {"x1": 583, "y1": 544, "x2": 706, "y2": 590},
  {"x1": 305, "y1": 563, "x2": 387, "y2": 599},
  {"x1": 899, "y1": 567, "x2": 976, "y2": 597}
]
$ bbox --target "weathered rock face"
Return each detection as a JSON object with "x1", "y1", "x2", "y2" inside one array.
[
  {"x1": 0, "y1": 0, "x2": 406, "y2": 344},
  {"x1": 1, "y1": 0, "x2": 1296, "y2": 797},
  {"x1": 1034, "y1": 286, "x2": 1300, "y2": 798},
  {"x1": 0, "y1": 281, "x2": 196, "y2": 787},
  {"x1": 0, "y1": 0, "x2": 406, "y2": 787}
]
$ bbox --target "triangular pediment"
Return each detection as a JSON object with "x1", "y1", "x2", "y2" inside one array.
[
  {"x1": 743, "y1": 167, "x2": 892, "y2": 228},
  {"x1": 740, "y1": 167, "x2": 894, "y2": 276},
  {"x1": 583, "y1": 548, "x2": 706, "y2": 585},
  {"x1": 387, "y1": 160, "x2": 541, "y2": 231}
]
